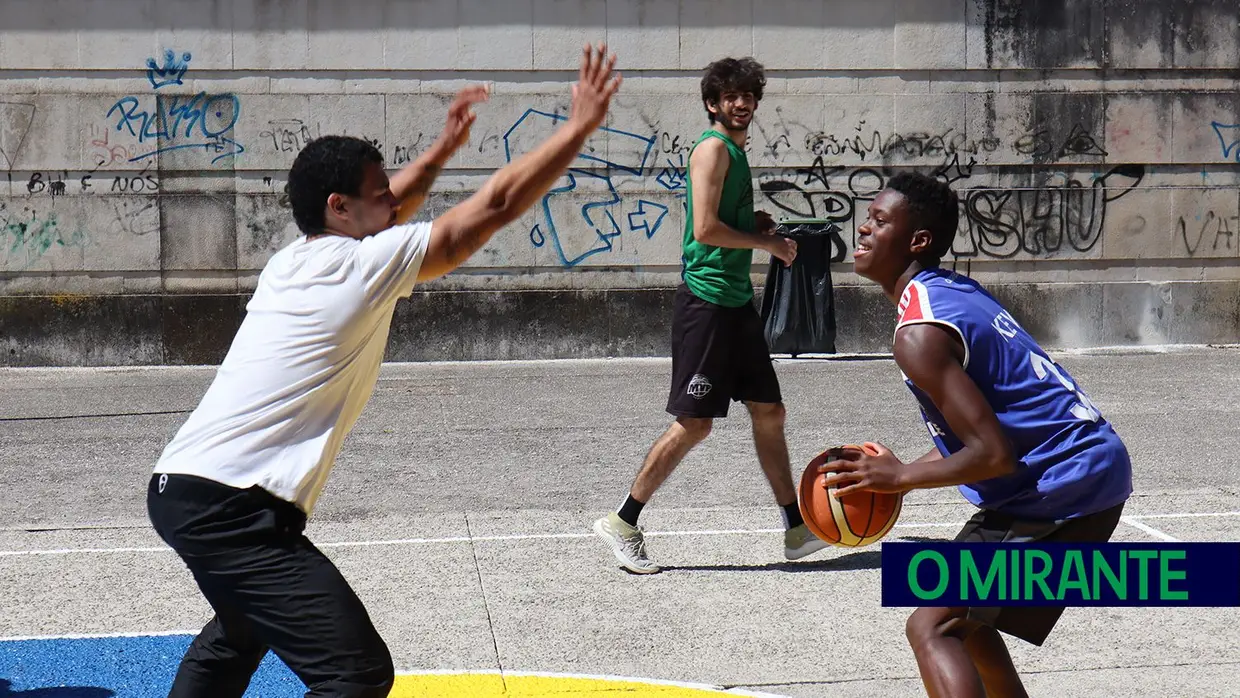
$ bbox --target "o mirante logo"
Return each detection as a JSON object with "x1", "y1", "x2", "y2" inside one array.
[{"x1": 881, "y1": 542, "x2": 1240, "y2": 607}]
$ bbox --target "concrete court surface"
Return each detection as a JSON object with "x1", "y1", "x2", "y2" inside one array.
[{"x1": 1, "y1": 345, "x2": 1239, "y2": 697}]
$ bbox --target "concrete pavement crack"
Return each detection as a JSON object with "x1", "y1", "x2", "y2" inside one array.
[
  {"x1": 464, "y1": 512, "x2": 508, "y2": 694},
  {"x1": 0, "y1": 408, "x2": 192, "y2": 421}
]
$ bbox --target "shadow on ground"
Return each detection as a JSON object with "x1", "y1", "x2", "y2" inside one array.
[{"x1": 656, "y1": 534, "x2": 952, "y2": 573}]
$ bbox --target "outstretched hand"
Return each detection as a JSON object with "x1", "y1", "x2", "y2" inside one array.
[
  {"x1": 436, "y1": 84, "x2": 490, "y2": 154},
  {"x1": 817, "y1": 442, "x2": 908, "y2": 498},
  {"x1": 569, "y1": 43, "x2": 623, "y2": 133}
]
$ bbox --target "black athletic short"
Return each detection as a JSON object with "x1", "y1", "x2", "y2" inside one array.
[
  {"x1": 148, "y1": 474, "x2": 394, "y2": 697},
  {"x1": 954, "y1": 501, "x2": 1126, "y2": 647},
  {"x1": 666, "y1": 283, "x2": 781, "y2": 418}
]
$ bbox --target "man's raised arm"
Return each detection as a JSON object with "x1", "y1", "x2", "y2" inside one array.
[{"x1": 390, "y1": 85, "x2": 490, "y2": 226}]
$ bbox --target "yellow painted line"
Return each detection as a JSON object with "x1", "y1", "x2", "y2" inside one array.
[{"x1": 389, "y1": 671, "x2": 785, "y2": 697}]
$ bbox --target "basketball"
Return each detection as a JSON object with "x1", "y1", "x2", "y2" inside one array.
[{"x1": 797, "y1": 443, "x2": 903, "y2": 548}]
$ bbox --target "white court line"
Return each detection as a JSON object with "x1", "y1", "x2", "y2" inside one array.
[
  {"x1": 0, "y1": 629, "x2": 200, "y2": 642},
  {"x1": 0, "y1": 521, "x2": 964, "y2": 558},
  {"x1": 1127, "y1": 511, "x2": 1240, "y2": 519},
  {"x1": 1, "y1": 512, "x2": 1231, "y2": 558},
  {"x1": 1121, "y1": 516, "x2": 1182, "y2": 542}
]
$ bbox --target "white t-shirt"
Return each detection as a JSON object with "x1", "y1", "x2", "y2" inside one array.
[{"x1": 153, "y1": 222, "x2": 432, "y2": 514}]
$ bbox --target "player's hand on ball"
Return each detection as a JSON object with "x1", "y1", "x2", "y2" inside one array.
[
  {"x1": 569, "y1": 42, "x2": 622, "y2": 133},
  {"x1": 818, "y1": 442, "x2": 907, "y2": 497},
  {"x1": 437, "y1": 84, "x2": 490, "y2": 153}
]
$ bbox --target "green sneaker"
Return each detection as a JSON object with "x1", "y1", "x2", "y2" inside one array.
[
  {"x1": 785, "y1": 523, "x2": 829, "y2": 560},
  {"x1": 593, "y1": 513, "x2": 660, "y2": 574}
]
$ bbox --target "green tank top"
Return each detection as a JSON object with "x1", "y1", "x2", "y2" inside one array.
[{"x1": 681, "y1": 129, "x2": 757, "y2": 308}]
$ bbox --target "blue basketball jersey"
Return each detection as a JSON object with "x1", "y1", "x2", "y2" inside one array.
[{"x1": 896, "y1": 267, "x2": 1132, "y2": 520}]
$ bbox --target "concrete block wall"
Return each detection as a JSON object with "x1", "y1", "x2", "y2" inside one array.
[{"x1": 1, "y1": 0, "x2": 1238, "y2": 365}]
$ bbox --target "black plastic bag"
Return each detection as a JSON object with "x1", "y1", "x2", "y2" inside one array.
[{"x1": 759, "y1": 219, "x2": 841, "y2": 356}]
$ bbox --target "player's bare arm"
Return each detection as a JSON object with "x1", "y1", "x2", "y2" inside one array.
[
  {"x1": 689, "y1": 139, "x2": 796, "y2": 266},
  {"x1": 820, "y1": 323, "x2": 1016, "y2": 497},
  {"x1": 390, "y1": 85, "x2": 490, "y2": 226},
  {"x1": 417, "y1": 44, "x2": 621, "y2": 282}
]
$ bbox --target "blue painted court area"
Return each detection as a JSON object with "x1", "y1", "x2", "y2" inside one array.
[{"x1": 0, "y1": 635, "x2": 303, "y2": 697}]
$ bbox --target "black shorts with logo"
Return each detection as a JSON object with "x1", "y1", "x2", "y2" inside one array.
[
  {"x1": 954, "y1": 501, "x2": 1126, "y2": 646},
  {"x1": 666, "y1": 284, "x2": 781, "y2": 418}
]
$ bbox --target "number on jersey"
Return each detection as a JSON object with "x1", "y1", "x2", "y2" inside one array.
[{"x1": 1029, "y1": 352, "x2": 1101, "y2": 422}]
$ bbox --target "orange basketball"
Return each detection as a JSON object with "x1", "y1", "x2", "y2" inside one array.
[{"x1": 798, "y1": 442, "x2": 903, "y2": 548}]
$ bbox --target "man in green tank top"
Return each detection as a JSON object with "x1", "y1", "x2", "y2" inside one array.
[{"x1": 594, "y1": 57, "x2": 829, "y2": 573}]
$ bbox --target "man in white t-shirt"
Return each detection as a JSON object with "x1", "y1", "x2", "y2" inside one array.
[{"x1": 147, "y1": 44, "x2": 624, "y2": 698}]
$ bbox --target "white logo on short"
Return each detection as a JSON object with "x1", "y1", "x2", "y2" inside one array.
[
  {"x1": 158, "y1": 473, "x2": 167, "y2": 493},
  {"x1": 687, "y1": 374, "x2": 713, "y2": 399}
]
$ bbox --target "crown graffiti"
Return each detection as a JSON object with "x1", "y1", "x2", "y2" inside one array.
[{"x1": 146, "y1": 50, "x2": 192, "y2": 89}]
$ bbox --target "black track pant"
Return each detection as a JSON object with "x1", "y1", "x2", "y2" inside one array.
[{"x1": 148, "y1": 473, "x2": 394, "y2": 698}]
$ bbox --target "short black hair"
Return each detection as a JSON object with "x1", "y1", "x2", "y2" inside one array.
[
  {"x1": 287, "y1": 135, "x2": 384, "y2": 235},
  {"x1": 700, "y1": 57, "x2": 766, "y2": 124},
  {"x1": 885, "y1": 172, "x2": 960, "y2": 262}
]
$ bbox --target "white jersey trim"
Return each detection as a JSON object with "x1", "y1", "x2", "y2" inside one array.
[
  {"x1": 894, "y1": 277, "x2": 970, "y2": 370},
  {"x1": 895, "y1": 319, "x2": 971, "y2": 371}
]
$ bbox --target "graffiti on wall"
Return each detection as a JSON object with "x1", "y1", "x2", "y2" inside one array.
[
  {"x1": 6, "y1": 166, "x2": 160, "y2": 268},
  {"x1": 1212, "y1": 122, "x2": 1240, "y2": 163},
  {"x1": 748, "y1": 116, "x2": 1110, "y2": 168},
  {"x1": 0, "y1": 202, "x2": 89, "y2": 269},
  {"x1": 1179, "y1": 189, "x2": 1240, "y2": 257},
  {"x1": 756, "y1": 154, "x2": 1146, "y2": 260},
  {"x1": 0, "y1": 102, "x2": 36, "y2": 171},
  {"x1": 3, "y1": 60, "x2": 1220, "y2": 273},
  {"x1": 104, "y1": 50, "x2": 244, "y2": 165},
  {"x1": 503, "y1": 108, "x2": 670, "y2": 267},
  {"x1": 958, "y1": 165, "x2": 1145, "y2": 258},
  {"x1": 491, "y1": 106, "x2": 1148, "y2": 266},
  {"x1": 803, "y1": 124, "x2": 1002, "y2": 163},
  {"x1": 21, "y1": 166, "x2": 159, "y2": 197},
  {"x1": 147, "y1": 50, "x2": 191, "y2": 90}
]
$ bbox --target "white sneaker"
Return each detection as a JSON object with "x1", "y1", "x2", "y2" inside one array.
[
  {"x1": 593, "y1": 513, "x2": 660, "y2": 574},
  {"x1": 784, "y1": 523, "x2": 830, "y2": 560}
]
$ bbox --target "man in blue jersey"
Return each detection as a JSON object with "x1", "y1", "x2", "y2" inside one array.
[{"x1": 818, "y1": 172, "x2": 1133, "y2": 698}]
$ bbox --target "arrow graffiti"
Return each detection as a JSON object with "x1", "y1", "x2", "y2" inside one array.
[
  {"x1": 627, "y1": 200, "x2": 670, "y2": 239},
  {"x1": 505, "y1": 108, "x2": 666, "y2": 267}
]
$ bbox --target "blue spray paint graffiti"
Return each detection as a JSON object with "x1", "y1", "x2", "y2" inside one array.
[
  {"x1": 655, "y1": 153, "x2": 687, "y2": 193},
  {"x1": 627, "y1": 200, "x2": 669, "y2": 239},
  {"x1": 1212, "y1": 121, "x2": 1240, "y2": 163},
  {"x1": 503, "y1": 109, "x2": 662, "y2": 267},
  {"x1": 147, "y1": 49, "x2": 192, "y2": 89},
  {"x1": 105, "y1": 50, "x2": 244, "y2": 165},
  {"x1": 107, "y1": 94, "x2": 243, "y2": 164}
]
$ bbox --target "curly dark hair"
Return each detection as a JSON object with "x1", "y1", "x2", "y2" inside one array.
[
  {"x1": 885, "y1": 172, "x2": 960, "y2": 262},
  {"x1": 287, "y1": 135, "x2": 384, "y2": 235},
  {"x1": 700, "y1": 57, "x2": 766, "y2": 124}
]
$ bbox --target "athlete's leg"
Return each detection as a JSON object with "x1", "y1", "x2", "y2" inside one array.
[
  {"x1": 594, "y1": 285, "x2": 729, "y2": 573},
  {"x1": 905, "y1": 607, "x2": 989, "y2": 698},
  {"x1": 630, "y1": 416, "x2": 713, "y2": 502},
  {"x1": 963, "y1": 624, "x2": 1029, "y2": 698},
  {"x1": 743, "y1": 400, "x2": 795, "y2": 507}
]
